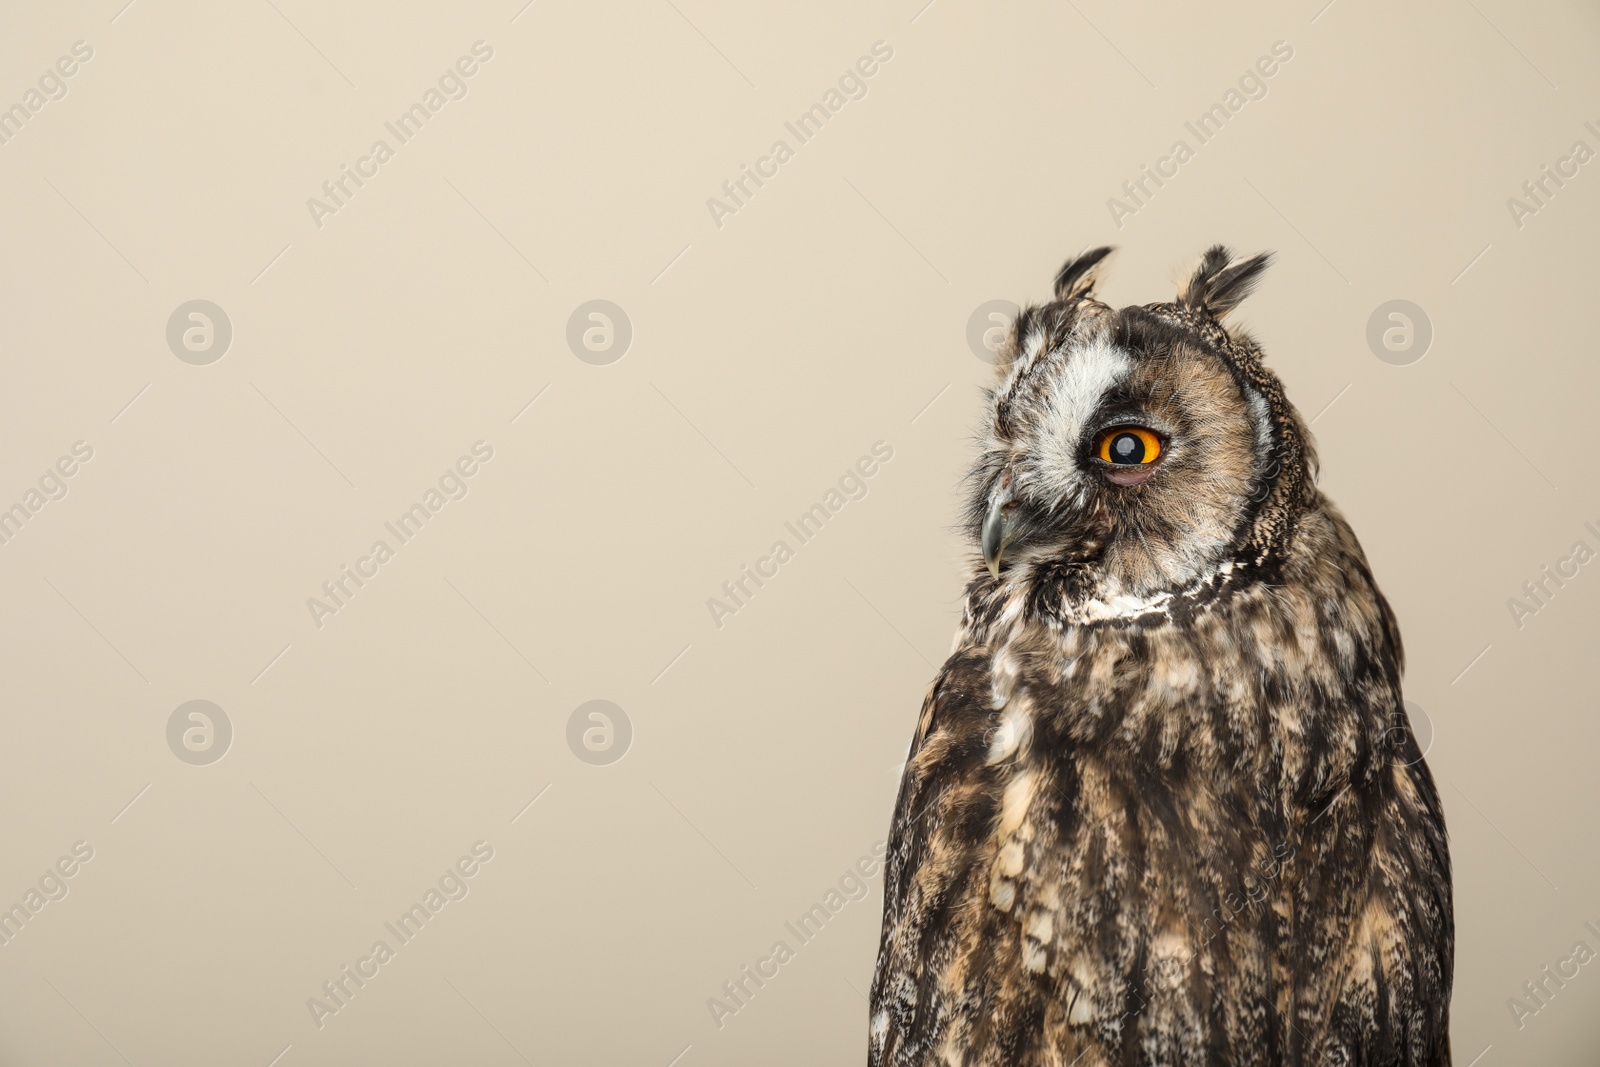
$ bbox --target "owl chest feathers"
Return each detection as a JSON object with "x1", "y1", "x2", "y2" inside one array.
[{"x1": 925, "y1": 516, "x2": 1401, "y2": 999}]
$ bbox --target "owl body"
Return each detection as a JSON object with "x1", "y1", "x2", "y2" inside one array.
[{"x1": 869, "y1": 248, "x2": 1452, "y2": 1066}]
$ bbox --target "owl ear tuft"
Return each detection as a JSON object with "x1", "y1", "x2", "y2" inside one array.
[
  {"x1": 1053, "y1": 246, "x2": 1115, "y2": 302},
  {"x1": 1177, "y1": 245, "x2": 1273, "y2": 320}
]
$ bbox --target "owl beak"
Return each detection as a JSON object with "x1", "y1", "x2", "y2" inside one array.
[{"x1": 982, "y1": 490, "x2": 1018, "y2": 580}]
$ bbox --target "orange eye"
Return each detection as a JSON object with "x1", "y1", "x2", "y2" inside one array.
[{"x1": 1095, "y1": 426, "x2": 1163, "y2": 466}]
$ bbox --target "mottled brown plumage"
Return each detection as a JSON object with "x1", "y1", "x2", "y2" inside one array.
[{"x1": 869, "y1": 247, "x2": 1453, "y2": 1066}]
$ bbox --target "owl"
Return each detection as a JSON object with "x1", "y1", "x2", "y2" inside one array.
[{"x1": 868, "y1": 247, "x2": 1453, "y2": 1066}]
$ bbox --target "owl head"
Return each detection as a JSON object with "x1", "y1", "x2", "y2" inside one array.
[{"x1": 972, "y1": 245, "x2": 1317, "y2": 615}]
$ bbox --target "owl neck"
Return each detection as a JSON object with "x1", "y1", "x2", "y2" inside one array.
[
  {"x1": 948, "y1": 504, "x2": 1405, "y2": 816},
  {"x1": 965, "y1": 545, "x2": 1274, "y2": 641}
]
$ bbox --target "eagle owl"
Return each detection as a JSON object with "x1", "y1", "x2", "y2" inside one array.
[{"x1": 868, "y1": 247, "x2": 1453, "y2": 1066}]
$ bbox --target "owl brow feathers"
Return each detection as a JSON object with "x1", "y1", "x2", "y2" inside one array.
[
  {"x1": 991, "y1": 247, "x2": 1118, "y2": 421},
  {"x1": 1177, "y1": 245, "x2": 1274, "y2": 320},
  {"x1": 1044, "y1": 244, "x2": 1274, "y2": 319},
  {"x1": 1053, "y1": 246, "x2": 1116, "y2": 302}
]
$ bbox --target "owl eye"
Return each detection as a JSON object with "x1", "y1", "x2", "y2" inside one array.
[{"x1": 1094, "y1": 426, "x2": 1163, "y2": 466}]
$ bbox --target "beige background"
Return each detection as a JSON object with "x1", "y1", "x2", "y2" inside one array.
[{"x1": 0, "y1": 0, "x2": 1596, "y2": 1063}]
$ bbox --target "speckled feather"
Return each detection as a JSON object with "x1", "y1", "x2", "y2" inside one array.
[{"x1": 868, "y1": 247, "x2": 1453, "y2": 1067}]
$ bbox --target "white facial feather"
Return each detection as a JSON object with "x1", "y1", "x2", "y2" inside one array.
[
  {"x1": 1246, "y1": 389, "x2": 1274, "y2": 477},
  {"x1": 1027, "y1": 334, "x2": 1132, "y2": 504}
]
